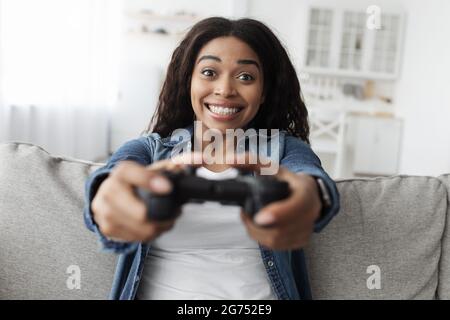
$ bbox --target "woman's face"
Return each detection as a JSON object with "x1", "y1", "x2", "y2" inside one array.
[{"x1": 190, "y1": 36, "x2": 264, "y2": 133}]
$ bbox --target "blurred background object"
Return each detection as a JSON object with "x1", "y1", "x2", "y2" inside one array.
[{"x1": 0, "y1": 0, "x2": 449, "y2": 178}]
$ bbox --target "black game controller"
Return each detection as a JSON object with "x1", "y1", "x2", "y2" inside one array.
[{"x1": 135, "y1": 166, "x2": 291, "y2": 221}]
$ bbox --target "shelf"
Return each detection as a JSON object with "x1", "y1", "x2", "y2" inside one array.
[
  {"x1": 124, "y1": 11, "x2": 203, "y2": 37},
  {"x1": 125, "y1": 11, "x2": 201, "y2": 23},
  {"x1": 301, "y1": 66, "x2": 398, "y2": 80}
]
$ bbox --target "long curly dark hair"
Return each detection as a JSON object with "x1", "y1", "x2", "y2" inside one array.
[{"x1": 145, "y1": 17, "x2": 310, "y2": 143}]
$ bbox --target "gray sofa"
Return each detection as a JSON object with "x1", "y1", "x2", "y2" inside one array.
[{"x1": 0, "y1": 142, "x2": 449, "y2": 300}]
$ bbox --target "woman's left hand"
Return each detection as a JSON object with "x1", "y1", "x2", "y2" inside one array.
[{"x1": 240, "y1": 167, "x2": 322, "y2": 250}]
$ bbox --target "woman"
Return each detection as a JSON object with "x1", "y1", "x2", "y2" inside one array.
[{"x1": 84, "y1": 17, "x2": 340, "y2": 300}]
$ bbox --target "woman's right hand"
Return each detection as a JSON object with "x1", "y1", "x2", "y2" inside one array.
[{"x1": 91, "y1": 159, "x2": 187, "y2": 243}]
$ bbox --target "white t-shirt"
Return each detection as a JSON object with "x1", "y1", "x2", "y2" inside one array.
[{"x1": 136, "y1": 167, "x2": 277, "y2": 300}]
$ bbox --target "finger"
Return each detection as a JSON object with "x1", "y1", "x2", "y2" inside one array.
[
  {"x1": 276, "y1": 167, "x2": 303, "y2": 187},
  {"x1": 240, "y1": 212, "x2": 278, "y2": 240},
  {"x1": 112, "y1": 161, "x2": 172, "y2": 194},
  {"x1": 97, "y1": 198, "x2": 175, "y2": 242},
  {"x1": 146, "y1": 159, "x2": 184, "y2": 172},
  {"x1": 107, "y1": 179, "x2": 181, "y2": 228},
  {"x1": 242, "y1": 209, "x2": 310, "y2": 235},
  {"x1": 145, "y1": 152, "x2": 204, "y2": 174},
  {"x1": 170, "y1": 152, "x2": 204, "y2": 166},
  {"x1": 241, "y1": 212, "x2": 310, "y2": 250},
  {"x1": 240, "y1": 212, "x2": 287, "y2": 249},
  {"x1": 111, "y1": 161, "x2": 171, "y2": 192},
  {"x1": 227, "y1": 152, "x2": 261, "y2": 172},
  {"x1": 227, "y1": 152, "x2": 281, "y2": 177},
  {"x1": 253, "y1": 193, "x2": 302, "y2": 226},
  {"x1": 253, "y1": 170, "x2": 312, "y2": 226},
  {"x1": 106, "y1": 183, "x2": 148, "y2": 224}
]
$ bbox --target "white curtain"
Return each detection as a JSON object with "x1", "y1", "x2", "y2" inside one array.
[{"x1": 0, "y1": 0, "x2": 122, "y2": 161}]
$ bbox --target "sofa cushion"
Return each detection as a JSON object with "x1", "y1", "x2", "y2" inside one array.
[
  {"x1": 0, "y1": 143, "x2": 116, "y2": 299},
  {"x1": 305, "y1": 175, "x2": 447, "y2": 299},
  {"x1": 437, "y1": 174, "x2": 450, "y2": 299}
]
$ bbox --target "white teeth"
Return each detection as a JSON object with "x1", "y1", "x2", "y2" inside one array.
[{"x1": 208, "y1": 105, "x2": 241, "y2": 115}]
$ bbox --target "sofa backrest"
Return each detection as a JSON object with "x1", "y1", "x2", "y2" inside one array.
[
  {"x1": 437, "y1": 174, "x2": 450, "y2": 299},
  {"x1": 0, "y1": 142, "x2": 449, "y2": 299},
  {"x1": 0, "y1": 143, "x2": 116, "y2": 299},
  {"x1": 305, "y1": 174, "x2": 450, "y2": 299}
]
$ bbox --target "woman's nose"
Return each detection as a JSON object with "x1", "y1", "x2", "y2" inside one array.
[{"x1": 214, "y1": 78, "x2": 237, "y2": 97}]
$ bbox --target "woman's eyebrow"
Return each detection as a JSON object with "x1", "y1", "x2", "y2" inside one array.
[
  {"x1": 237, "y1": 59, "x2": 260, "y2": 70},
  {"x1": 197, "y1": 55, "x2": 260, "y2": 70},
  {"x1": 197, "y1": 55, "x2": 221, "y2": 64}
]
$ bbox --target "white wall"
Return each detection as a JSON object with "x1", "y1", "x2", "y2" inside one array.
[
  {"x1": 110, "y1": 33, "x2": 169, "y2": 152},
  {"x1": 247, "y1": 0, "x2": 308, "y2": 70},
  {"x1": 394, "y1": 0, "x2": 450, "y2": 176}
]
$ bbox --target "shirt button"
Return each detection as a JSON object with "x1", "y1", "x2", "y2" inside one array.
[
  {"x1": 267, "y1": 260, "x2": 274, "y2": 267},
  {"x1": 135, "y1": 276, "x2": 140, "y2": 282}
]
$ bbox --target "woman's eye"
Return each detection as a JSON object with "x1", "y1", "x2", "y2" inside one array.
[
  {"x1": 238, "y1": 73, "x2": 254, "y2": 81},
  {"x1": 201, "y1": 69, "x2": 215, "y2": 77}
]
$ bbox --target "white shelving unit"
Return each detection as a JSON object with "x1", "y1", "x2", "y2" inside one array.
[
  {"x1": 299, "y1": 4, "x2": 406, "y2": 177},
  {"x1": 302, "y1": 5, "x2": 406, "y2": 80}
]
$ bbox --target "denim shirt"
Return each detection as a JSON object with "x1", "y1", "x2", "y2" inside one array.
[{"x1": 83, "y1": 125, "x2": 340, "y2": 300}]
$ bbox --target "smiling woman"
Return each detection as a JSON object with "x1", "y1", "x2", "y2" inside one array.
[{"x1": 84, "y1": 16, "x2": 340, "y2": 301}]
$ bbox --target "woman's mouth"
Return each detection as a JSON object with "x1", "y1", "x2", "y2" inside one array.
[{"x1": 204, "y1": 103, "x2": 244, "y2": 120}]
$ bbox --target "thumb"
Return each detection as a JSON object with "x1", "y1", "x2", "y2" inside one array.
[
  {"x1": 253, "y1": 210, "x2": 277, "y2": 227},
  {"x1": 147, "y1": 175, "x2": 173, "y2": 194},
  {"x1": 253, "y1": 191, "x2": 299, "y2": 227}
]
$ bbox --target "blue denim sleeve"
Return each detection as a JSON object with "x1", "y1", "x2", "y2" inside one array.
[
  {"x1": 280, "y1": 135, "x2": 340, "y2": 233},
  {"x1": 83, "y1": 136, "x2": 155, "y2": 254}
]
